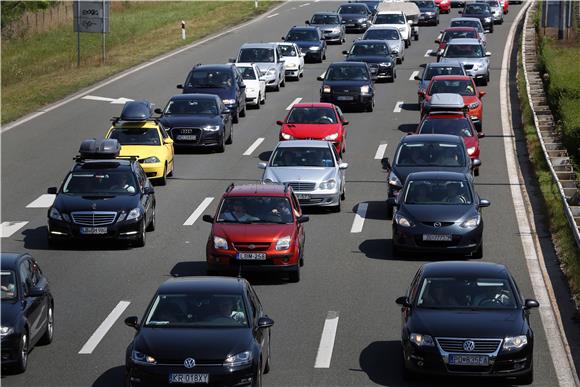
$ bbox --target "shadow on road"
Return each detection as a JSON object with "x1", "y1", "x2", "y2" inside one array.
[
  {"x1": 170, "y1": 261, "x2": 209, "y2": 277},
  {"x1": 258, "y1": 151, "x2": 272, "y2": 162},
  {"x1": 92, "y1": 365, "x2": 125, "y2": 387},
  {"x1": 358, "y1": 239, "x2": 464, "y2": 262},
  {"x1": 398, "y1": 123, "x2": 417, "y2": 134},
  {"x1": 21, "y1": 226, "x2": 130, "y2": 252}
]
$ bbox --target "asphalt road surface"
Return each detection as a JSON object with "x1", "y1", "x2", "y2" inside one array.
[{"x1": 0, "y1": 1, "x2": 562, "y2": 386}]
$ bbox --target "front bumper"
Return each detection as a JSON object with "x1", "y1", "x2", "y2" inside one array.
[
  {"x1": 418, "y1": 13, "x2": 438, "y2": 25},
  {"x1": 140, "y1": 162, "x2": 165, "y2": 179},
  {"x1": 321, "y1": 92, "x2": 373, "y2": 107},
  {"x1": 48, "y1": 217, "x2": 142, "y2": 241},
  {"x1": 371, "y1": 66, "x2": 395, "y2": 80},
  {"x1": 463, "y1": 66, "x2": 488, "y2": 80},
  {"x1": 170, "y1": 128, "x2": 224, "y2": 148},
  {"x1": 323, "y1": 31, "x2": 342, "y2": 42},
  {"x1": 207, "y1": 246, "x2": 300, "y2": 272},
  {"x1": 392, "y1": 222, "x2": 483, "y2": 255},
  {"x1": 295, "y1": 191, "x2": 340, "y2": 207},
  {"x1": 303, "y1": 50, "x2": 322, "y2": 61},
  {"x1": 1, "y1": 335, "x2": 20, "y2": 365},
  {"x1": 260, "y1": 73, "x2": 278, "y2": 87},
  {"x1": 342, "y1": 21, "x2": 369, "y2": 32}
]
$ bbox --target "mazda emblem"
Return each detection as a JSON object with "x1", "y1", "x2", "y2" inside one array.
[
  {"x1": 248, "y1": 244, "x2": 256, "y2": 250},
  {"x1": 433, "y1": 222, "x2": 441, "y2": 228},
  {"x1": 463, "y1": 340, "x2": 475, "y2": 352},
  {"x1": 183, "y1": 357, "x2": 196, "y2": 368}
]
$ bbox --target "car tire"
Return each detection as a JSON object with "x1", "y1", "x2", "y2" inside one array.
[
  {"x1": 289, "y1": 267, "x2": 300, "y2": 283},
  {"x1": 255, "y1": 95, "x2": 261, "y2": 109},
  {"x1": 397, "y1": 57, "x2": 402, "y2": 64},
  {"x1": 146, "y1": 206, "x2": 156, "y2": 232},
  {"x1": 135, "y1": 221, "x2": 146, "y2": 247},
  {"x1": 366, "y1": 100, "x2": 374, "y2": 112},
  {"x1": 331, "y1": 199, "x2": 341, "y2": 213},
  {"x1": 404, "y1": 39, "x2": 409, "y2": 48},
  {"x1": 264, "y1": 340, "x2": 271, "y2": 374},
  {"x1": 262, "y1": 91, "x2": 267, "y2": 104},
  {"x1": 13, "y1": 332, "x2": 28, "y2": 374},
  {"x1": 474, "y1": 167, "x2": 480, "y2": 177},
  {"x1": 216, "y1": 135, "x2": 225, "y2": 153},
  {"x1": 252, "y1": 361, "x2": 263, "y2": 387},
  {"x1": 515, "y1": 367, "x2": 534, "y2": 385},
  {"x1": 323, "y1": 52, "x2": 326, "y2": 60},
  {"x1": 386, "y1": 202, "x2": 393, "y2": 220},
  {"x1": 341, "y1": 185, "x2": 346, "y2": 201},
  {"x1": 480, "y1": 76, "x2": 488, "y2": 87},
  {"x1": 280, "y1": 76, "x2": 286, "y2": 88},
  {"x1": 472, "y1": 243, "x2": 483, "y2": 259},
  {"x1": 232, "y1": 111, "x2": 239, "y2": 123},
  {"x1": 167, "y1": 161, "x2": 174, "y2": 177},
  {"x1": 392, "y1": 243, "x2": 400, "y2": 257},
  {"x1": 401, "y1": 360, "x2": 416, "y2": 381},
  {"x1": 388, "y1": 72, "x2": 395, "y2": 83},
  {"x1": 239, "y1": 104, "x2": 246, "y2": 117},
  {"x1": 47, "y1": 233, "x2": 61, "y2": 249},
  {"x1": 158, "y1": 164, "x2": 167, "y2": 186},
  {"x1": 38, "y1": 305, "x2": 54, "y2": 345},
  {"x1": 226, "y1": 126, "x2": 233, "y2": 145}
]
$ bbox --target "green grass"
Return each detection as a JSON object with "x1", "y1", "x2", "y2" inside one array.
[{"x1": 1, "y1": 1, "x2": 277, "y2": 124}]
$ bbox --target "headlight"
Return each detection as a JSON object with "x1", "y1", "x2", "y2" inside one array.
[
  {"x1": 222, "y1": 99, "x2": 236, "y2": 105},
  {"x1": 468, "y1": 102, "x2": 480, "y2": 110},
  {"x1": 467, "y1": 146, "x2": 476, "y2": 155},
  {"x1": 324, "y1": 133, "x2": 339, "y2": 141},
  {"x1": 503, "y1": 335, "x2": 528, "y2": 351},
  {"x1": 319, "y1": 179, "x2": 337, "y2": 190},
  {"x1": 485, "y1": 17, "x2": 492, "y2": 22},
  {"x1": 263, "y1": 178, "x2": 275, "y2": 184},
  {"x1": 395, "y1": 213, "x2": 414, "y2": 227},
  {"x1": 214, "y1": 236, "x2": 228, "y2": 250},
  {"x1": 410, "y1": 333, "x2": 435, "y2": 347},
  {"x1": 460, "y1": 214, "x2": 481, "y2": 228},
  {"x1": 132, "y1": 350, "x2": 157, "y2": 365},
  {"x1": 360, "y1": 85, "x2": 370, "y2": 94},
  {"x1": 388, "y1": 172, "x2": 402, "y2": 187},
  {"x1": 0, "y1": 326, "x2": 14, "y2": 337},
  {"x1": 49, "y1": 207, "x2": 63, "y2": 221},
  {"x1": 391, "y1": 48, "x2": 400, "y2": 54},
  {"x1": 142, "y1": 156, "x2": 160, "y2": 163},
  {"x1": 224, "y1": 351, "x2": 253, "y2": 367},
  {"x1": 275, "y1": 236, "x2": 292, "y2": 251},
  {"x1": 309, "y1": 46, "x2": 321, "y2": 51},
  {"x1": 281, "y1": 133, "x2": 294, "y2": 140},
  {"x1": 323, "y1": 85, "x2": 331, "y2": 93},
  {"x1": 470, "y1": 115, "x2": 479, "y2": 121},
  {"x1": 380, "y1": 62, "x2": 392, "y2": 68},
  {"x1": 358, "y1": 18, "x2": 366, "y2": 23},
  {"x1": 267, "y1": 68, "x2": 276, "y2": 75},
  {"x1": 126, "y1": 207, "x2": 141, "y2": 221},
  {"x1": 471, "y1": 64, "x2": 480, "y2": 71},
  {"x1": 286, "y1": 63, "x2": 297, "y2": 69},
  {"x1": 203, "y1": 125, "x2": 220, "y2": 132}
]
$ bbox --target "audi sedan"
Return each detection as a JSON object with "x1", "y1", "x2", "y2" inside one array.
[{"x1": 396, "y1": 261, "x2": 538, "y2": 384}]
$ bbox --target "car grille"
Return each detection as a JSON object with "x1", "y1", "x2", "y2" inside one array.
[
  {"x1": 71, "y1": 211, "x2": 117, "y2": 226},
  {"x1": 421, "y1": 221, "x2": 455, "y2": 227},
  {"x1": 287, "y1": 182, "x2": 316, "y2": 191},
  {"x1": 156, "y1": 358, "x2": 223, "y2": 367},
  {"x1": 436, "y1": 338, "x2": 502, "y2": 354},
  {"x1": 369, "y1": 64, "x2": 379, "y2": 73},
  {"x1": 463, "y1": 64, "x2": 474, "y2": 70},
  {"x1": 333, "y1": 86, "x2": 361, "y2": 96},
  {"x1": 324, "y1": 30, "x2": 334, "y2": 34},
  {"x1": 233, "y1": 242, "x2": 271, "y2": 251}
]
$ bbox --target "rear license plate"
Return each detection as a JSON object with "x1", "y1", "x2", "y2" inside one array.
[
  {"x1": 80, "y1": 227, "x2": 107, "y2": 235},
  {"x1": 422, "y1": 234, "x2": 452, "y2": 241},
  {"x1": 337, "y1": 96, "x2": 354, "y2": 101},
  {"x1": 177, "y1": 135, "x2": 197, "y2": 141},
  {"x1": 448, "y1": 354, "x2": 489, "y2": 366},
  {"x1": 297, "y1": 194, "x2": 311, "y2": 199},
  {"x1": 169, "y1": 373, "x2": 209, "y2": 384},
  {"x1": 236, "y1": 253, "x2": 267, "y2": 260}
]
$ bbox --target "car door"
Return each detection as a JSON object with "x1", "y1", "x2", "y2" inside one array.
[
  {"x1": 136, "y1": 165, "x2": 153, "y2": 221},
  {"x1": 336, "y1": 106, "x2": 347, "y2": 143},
  {"x1": 234, "y1": 68, "x2": 246, "y2": 112},
  {"x1": 219, "y1": 100, "x2": 232, "y2": 139},
  {"x1": 159, "y1": 125, "x2": 174, "y2": 171},
  {"x1": 254, "y1": 65, "x2": 265, "y2": 98},
  {"x1": 30, "y1": 259, "x2": 50, "y2": 342},
  {"x1": 19, "y1": 258, "x2": 44, "y2": 342},
  {"x1": 290, "y1": 192, "x2": 305, "y2": 248},
  {"x1": 275, "y1": 48, "x2": 284, "y2": 81}
]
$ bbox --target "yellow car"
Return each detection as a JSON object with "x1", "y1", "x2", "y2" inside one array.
[{"x1": 105, "y1": 101, "x2": 175, "y2": 185}]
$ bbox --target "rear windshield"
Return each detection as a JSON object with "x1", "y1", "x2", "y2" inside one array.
[
  {"x1": 287, "y1": 107, "x2": 337, "y2": 124},
  {"x1": 374, "y1": 14, "x2": 405, "y2": 24},
  {"x1": 364, "y1": 29, "x2": 400, "y2": 40},
  {"x1": 396, "y1": 142, "x2": 466, "y2": 167},
  {"x1": 109, "y1": 127, "x2": 161, "y2": 146},
  {"x1": 419, "y1": 118, "x2": 474, "y2": 137},
  {"x1": 164, "y1": 99, "x2": 218, "y2": 115},
  {"x1": 424, "y1": 66, "x2": 464, "y2": 80},
  {"x1": 271, "y1": 147, "x2": 335, "y2": 167},
  {"x1": 239, "y1": 48, "x2": 274, "y2": 63},
  {"x1": 428, "y1": 79, "x2": 475, "y2": 96}
]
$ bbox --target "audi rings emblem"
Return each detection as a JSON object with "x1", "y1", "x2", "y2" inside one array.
[
  {"x1": 183, "y1": 357, "x2": 196, "y2": 368},
  {"x1": 463, "y1": 340, "x2": 475, "y2": 352}
]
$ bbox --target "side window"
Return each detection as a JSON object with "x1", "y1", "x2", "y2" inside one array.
[
  {"x1": 336, "y1": 107, "x2": 345, "y2": 122},
  {"x1": 19, "y1": 260, "x2": 32, "y2": 294},
  {"x1": 408, "y1": 270, "x2": 422, "y2": 303},
  {"x1": 135, "y1": 166, "x2": 147, "y2": 190},
  {"x1": 290, "y1": 193, "x2": 301, "y2": 216}
]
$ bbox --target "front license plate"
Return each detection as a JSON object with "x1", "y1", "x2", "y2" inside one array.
[
  {"x1": 422, "y1": 234, "x2": 452, "y2": 241},
  {"x1": 448, "y1": 354, "x2": 489, "y2": 366},
  {"x1": 80, "y1": 227, "x2": 107, "y2": 235},
  {"x1": 236, "y1": 252, "x2": 267, "y2": 260},
  {"x1": 337, "y1": 96, "x2": 354, "y2": 101},
  {"x1": 297, "y1": 194, "x2": 311, "y2": 199},
  {"x1": 346, "y1": 23, "x2": 355, "y2": 27},
  {"x1": 169, "y1": 373, "x2": 209, "y2": 384},
  {"x1": 177, "y1": 135, "x2": 197, "y2": 141}
]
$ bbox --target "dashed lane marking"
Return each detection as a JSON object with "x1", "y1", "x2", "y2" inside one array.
[
  {"x1": 0, "y1": 221, "x2": 29, "y2": 238},
  {"x1": 26, "y1": 194, "x2": 56, "y2": 208},
  {"x1": 78, "y1": 301, "x2": 131, "y2": 355},
  {"x1": 424, "y1": 49, "x2": 433, "y2": 57},
  {"x1": 267, "y1": 13, "x2": 279, "y2": 18},
  {"x1": 350, "y1": 203, "x2": 368, "y2": 233},
  {"x1": 314, "y1": 311, "x2": 339, "y2": 368},
  {"x1": 393, "y1": 101, "x2": 404, "y2": 113},
  {"x1": 183, "y1": 197, "x2": 214, "y2": 226},
  {"x1": 374, "y1": 143, "x2": 388, "y2": 160},
  {"x1": 243, "y1": 138, "x2": 265, "y2": 156},
  {"x1": 409, "y1": 70, "x2": 419, "y2": 81},
  {"x1": 286, "y1": 97, "x2": 303, "y2": 110}
]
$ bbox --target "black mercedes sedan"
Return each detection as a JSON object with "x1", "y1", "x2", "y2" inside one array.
[
  {"x1": 396, "y1": 261, "x2": 538, "y2": 383},
  {"x1": 157, "y1": 94, "x2": 233, "y2": 153},
  {"x1": 125, "y1": 276, "x2": 274, "y2": 387},
  {"x1": 343, "y1": 40, "x2": 396, "y2": 82},
  {"x1": 383, "y1": 134, "x2": 480, "y2": 218},
  {"x1": 1, "y1": 253, "x2": 54, "y2": 373},
  {"x1": 337, "y1": 3, "x2": 373, "y2": 32},
  {"x1": 389, "y1": 171, "x2": 489, "y2": 258},
  {"x1": 460, "y1": 2, "x2": 494, "y2": 32},
  {"x1": 318, "y1": 61, "x2": 375, "y2": 111}
]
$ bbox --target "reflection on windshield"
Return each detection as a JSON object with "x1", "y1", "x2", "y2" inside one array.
[
  {"x1": 404, "y1": 179, "x2": 472, "y2": 205},
  {"x1": 396, "y1": 143, "x2": 465, "y2": 167},
  {"x1": 189, "y1": 70, "x2": 232, "y2": 88},
  {"x1": 312, "y1": 15, "x2": 340, "y2": 24},
  {"x1": 287, "y1": 30, "x2": 318, "y2": 42},
  {"x1": 464, "y1": 4, "x2": 490, "y2": 14},
  {"x1": 419, "y1": 118, "x2": 474, "y2": 137},
  {"x1": 271, "y1": 147, "x2": 335, "y2": 167},
  {"x1": 351, "y1": 43, "x2": 389, "y2": 56},
  {"x1": 327, "y1": 66, "x2": 369, "y2": 81},
  {"x1": 1, "y1": 271, "x2": 17, "y2": 300},
  {"x1": 62, "y1": 171, "x2": 138, "y2": 194},
  {"x1": 165, "y1": 99, "x2": 218, "y2": 115},
  {"x1": 429, "y1": 80, "x2": 475, "y2": 96},
  {"x1": 445, "y1": 44, "x2": 484, "y2": 58},
  {"x1": 239, "y1": 48, "x2": 274, "y2": 63},
  {"x1": 217, "y1": 196, "x2": 294, "y2": 224},
  {"x1": 338, "y1": 5, "x2": 367, "y2": 14},
  {"x1": 109, "y1": 127, "x2": 161, "y2": 146},
  {"x1": 424, "y1": 66, "x2": 464, "y2": 80},
  {"x1": 374, "y1": 14, "x2": 405, "y2": 24},
  {"x1": 442, "y1": 30, "x2": 477, "y2": 42},
  {"x1": 287, "y1": 107, "x2": 337, "y2": 124}
]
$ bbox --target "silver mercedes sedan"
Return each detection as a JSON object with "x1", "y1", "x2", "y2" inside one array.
[{"x1": 258, "y1": 140, "x2": 348, "y2": 212}]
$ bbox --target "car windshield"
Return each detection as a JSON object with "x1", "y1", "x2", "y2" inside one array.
[
  {"x1": 287, "y1": 107, "x2": 337, "y2": 124},
  {"x1": 364, "y1": 29, "x2": 400, "y2": 40},
  {"x1": 326, "y1": 65, "x2": 369, "y2": 81},
  {"x1": 445, "y1": 44, "x2": 484, "y2": 58},
  {"x1": 109, "y1": 127, "x2": 161, "y2": 146},
  {"x1": 271, "y1": 147, "x2": 335, "y2": 167},
  {"x1": 464, "y1": 4, "x2": 490, "y2": 14},
  {"x1": 375, "y1": 14, "x2": 405, "y2": 24},
  {"x1": 429, "y1": 80, "x2": 475, "y2": 96},
  {"x1": 164, "y1": 99, "x2": 218, "y2": 115},
  {"x1": 189, "y1": 69, "x2": 233, "y2": 88},
  {"x1": 451, "y1": 20, "x2": 484, "y2": 33},
  {"x1": 419, "y1": 118, "x2": 474, "y2": 137},
  {"x1": 488, "y1": 0, "x2": 500, "y2": 7},
  {"x1": 239, "y1": 48, "x2": 274, "y2": 63},
  {"x1": 278, "y1": 45, "x2": 297, "y2": 57},
  {"x1": 287, "y1": 30, "x2": 319, "y2": 41},
  {"x1": 414, "y1": 1, "x2": 435, "y2": 8},
  {"x1": 312, "y1": 15, "x2": 340, "y2": 24},
  {"x1": 424, "y1": 66, "x2": 464, "y2": 80},
  {"x1": 62, "y1": 171, "x2": 138, "y2": 194},
  {"x1": 217, "y1": 196, "x2": 294, "y2": 224},
  {"x1": 338, "y1": 5, "x2": 367, "y2": 14},
  {"x1": 417, "y1": 277, "x2": 518, "y2": 310},
  {"x1": 351, "y1": 43, "x2": 389, "y2": 56},
  {"x1": 238, "y1": 67, "x2": 257, "y2": 80},
  {"x1": 396, "y1": 143, "x2": 466, "y2": 167},
  {"x1": 1, "y1": 271, "x2": 17, "y2": 300},
  {"x1": 144, "y1": 293, "x2": 249, "y2": 328},
  {"x1": 442, "y1": 30, "x2": 477, "y2": 42},
  {"x1": 404, "y1": 179, "x2": 473, "y2": 205}
]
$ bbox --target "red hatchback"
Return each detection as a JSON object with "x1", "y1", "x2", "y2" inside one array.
[
  {"x1": 203, "y1": 184, "x2": 308, "y2": 282},
  {"x1": 435, "y1": 27, "x2": 482, "y2": 55},
  {"x1": 277, "y1": 102, "x2": 348, "y2": 154},
  {"x1": 434, "y1": 0, "x2": 451, "y2": 13}
]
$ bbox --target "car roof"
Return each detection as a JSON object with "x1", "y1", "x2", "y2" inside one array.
[
  {"x1": 340, "y1": 2, "x2": 368, "y2": 7},
  {"x1": 0, "y1": 253, "x2": 29, "y2": 269},
  {"x1": 407, "y1": 171, "x2": 469, "y2": 180},
  {"x1": 73, "y1": 159, "x2": 133, "y2": 171},
  {"x1": 276, "y1": 139, "x2": 331, "y2": 148},
  {"x1": 401, "y1": 134, "x2": 463, "y2": 144},
  {"x1": 426, "y1": 62, "x2": 464, "y2": 68},
  {"x1": 289, "y1": 26, "x2": 319, "y2": 31},
  {"x1": 446, "y1": 38, "x2": 482, "y2": 45},
  {"x1": 224, "y1": 184, "x2": 289, "y2": 197},
  {"x1": 421, "y1": 261, "x2": 508, "y2": 278},
  {"x1": 451, "y1": 17, "x2": 483, "y2": 23},
  {"x1": 171, "y1": 93, "x2": 219, "y2": 101},
  {"x1": 193, "y1": 64, "x2": 235, "y2": 71},
  {"x1": 377, "y1": 10, "x2": 403, "y2": 14},
  {"x1": 367, "y1": 25, "x2": 399, "y2": 31},
  {"x1": 240, "y1": 42, "x2": 277, "y2": 49},
  {"x1": 158, "y1": 276, "x2": 247, "y2": 295},
  {"x1": 291, "y1": 102, "x2": 336, "y2": 109},
  {"x1": 429, "y1": 93, "x2": 465, "y2": 108}
]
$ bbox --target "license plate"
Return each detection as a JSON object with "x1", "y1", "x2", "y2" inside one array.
[
  {"x1": 177, "y1": 135, "x2": 197, "y2": 141},
  {"x1": 346, "y1": 23, "x2": 355, "y2": 27},
  {"x1": 337, "y1": 96, "x2": 354, "y2": 101},
  {"x1": 423, "y1": 234, "x2": 452, "y2": 241},
  {"x1": 297, "y1": 194, "x2": 311, "y2": 199},
  {"x1": 80, "y1": 227, "x2": 107, "y2": 235},
  {"x1": 169, "y1": 373, "x2": 209, "y2": 384},
  {"x1": 236, "y1": 252, "x2": 267, "y2": 260},
  {"x1": 448, "y1": 354, "x2": 489, "y2": 366}
]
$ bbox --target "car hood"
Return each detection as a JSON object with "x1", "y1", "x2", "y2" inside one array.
[
  {"x1": 53, "y1": 193, "x2": 140, "y2": 213},
  {"x1": 214, "y1": 223, "x2": 296, "y2": 242},
  {"x1": 408, "y1": 308, "x2": 525, "y2": 338},
  {"x1": 463, "y1": 13, "x2": 489, "y2": 21},
  {"x1": 254, "y1": 63, "x2": 278, "y2": 73},
  {"x1": 160, "y1": 115, "x2": 221, "y2": 128},
  {"x1": 346, "y1": 55, "x2": 393, "y2": 64},
  {"x1": 311, "y1": 23, "x2": 341, "y2": 29},
  {"x1": 281, "y1": 124, "x2": 342, "y2": 139},
  {"x1": 134, "y1": 327, "x2": 253, "y2": 362},
  {"x1": 264, "y1": 167, "x2": 336, "y2": 184},
  {"x1": 290, "y1": 41, "x2": 323, "y2": 50},
  {"x1": 1, "y1": 300, "x2": 22, "y2": 326},
  {"x1": 402, "y1": 204, "x2": 476, "y2": 223},
  {"x1": 340, "y1": 14, "x2": 368, "y2": 22},
  {"x1": 119, "y1": 144, "x2": 167, "y2": 160},
  {"x1": 183, "y1": 87, "x2": 234, "y2": 100},
  {"x1": 441, "y1": 57, "x2": 487, "y2": 66},
  {"x1": 393, "y1": 165, "x2": 469, "y2": 185}
]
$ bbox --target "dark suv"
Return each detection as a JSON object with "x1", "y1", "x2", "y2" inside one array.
[
  {"x1": 318, "y1": 61, "x2": 375, "y2": 111},
  {"x1": 177, "y1": 64, "x2": 246, "y2": 123},
  {"x1": 283, "y1": 26, "x2": 327, "y2": 63}
]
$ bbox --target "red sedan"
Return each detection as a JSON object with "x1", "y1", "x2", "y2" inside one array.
[
  {"x1": 500, "y1": 0, "x2": 509, "y2": 13},
  {"x1": 435, "y1": 27, "x2": 482, "y2": 55},
  {"x1": 277, "y1": 102, "x2": 348, "y2": 154},
  {"x1": 434, "y1": 0, "x2": 451, "y2": 13},
  {"x1": 420, "y1": 75, "x2": 486, "y2": 131}
]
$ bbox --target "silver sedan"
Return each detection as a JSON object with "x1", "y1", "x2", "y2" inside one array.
[{"x1": 440, "y1": 38, "x2": 491, "y2": 86}]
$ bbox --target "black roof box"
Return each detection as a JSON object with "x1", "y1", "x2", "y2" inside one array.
[
  {"x1": 78, "y1": 138, "x2": 121, "y2": 159},
  {"x1": 120, "y1": 100, "x2": 153, "y2": 121}
]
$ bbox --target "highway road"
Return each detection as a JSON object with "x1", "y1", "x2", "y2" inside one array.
[{"x1": 0, "y1": 1, "x2": 563, "y2": 386}]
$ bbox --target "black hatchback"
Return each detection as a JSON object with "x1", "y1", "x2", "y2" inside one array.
[
  {"x1": 125, "y1": 276, "x2": 274, "y2": 387},
  {"x1": 1, "y1": 253, "x2": 54, "y2": 373},
  {"x1": 318, "y1": 61, "x2": 375, "y2": 111},
  {"x1": 343, "y1": 39, "x2": 396, "y2": 82}
]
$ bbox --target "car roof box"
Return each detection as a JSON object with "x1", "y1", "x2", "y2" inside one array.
[
  {"x1": 119, "y1": 100, "x2": 153, "y2": 121},
  {"x1": 79, "y1": 138, "x2": 121, "y2": 159},
  {"x1": 428, "y1": 93, "x2": 466, "y2": 111}
]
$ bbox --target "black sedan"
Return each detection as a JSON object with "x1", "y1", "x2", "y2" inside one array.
[
  {"x1": 343, "y1": 40, "x2": 396, "y2": 82},
  {"x1": 460, "y1": 2, "x2": 494, "y2": 32},
  {"x1": 412, "y1": 0, "x2": 440, "y2": 25},
  {"x1": 337, "y1": 3, "x2": 373, "y2": 32},
  {"x1": 318, "y1": 61, "x2": 375, "y2": 111},
  {"x1": 157, "y1": 94, "x2": 233, "y2": 153},
  {"x1": 383, "y1": 134, "x2": 480, "y2": 218},
  {"x1": 1, "y1": 253, "x2": 54, "y2": 373},
  {"x1": 125, "y1": 276, "x2": 274, "y2": 387},
  {"x1": 396, "y1": 261, "x2": 538, "y2": 383},
  {"x1": 389, "y1": 171, "x2": 489, "y2": 258},
  {"x1": 283, "y1": 26, "x2": 327, "y2": 63}
]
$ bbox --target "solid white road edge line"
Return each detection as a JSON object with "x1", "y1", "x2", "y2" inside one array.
[
  {"x1": 286, "y1": 97, "x2": 303, "y2": 111},
  {"x1": 183, "y1": 197, "x2": 214, "y2": 226},
  {"x1": 267, "y1": 13, "x2": 279, "y2": 18},
  {"x1": 78, "y1": 301, "x2": 131, "y2": 355},
  {"x1": 0, "y1": 221, "x2": 29, "y2": 238},
  {"x1": 393, "y1": 101, "x2": 404, "y2": 113},
  {"x1": 243, "y1": 138, "x2": 265, "y2": 156},
  {"x1": 314, "y1": 311, "x2": 339, "y2": 368},
  {"x1": 501, "y1": 4, "x2": 578, "y2": 386},
  {"x1": 409, "y1": 71, "x2": 419, "y2": 81},
  {"x1": 350, "y1": 203, "x2": 368, "y2": 233},
  {"x1": 374, "y1": 143, "x2": 388, "y2": 160},
  {"x1": 26, "y1": 194, "x2": 56, "y2": 208}
]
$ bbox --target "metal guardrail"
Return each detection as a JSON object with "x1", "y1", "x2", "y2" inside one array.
[{"x1": 521, "y1": 1, "x2": 580, "y2": 249}]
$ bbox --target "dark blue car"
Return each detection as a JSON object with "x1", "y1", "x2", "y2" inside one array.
[
  {"x1": 318, "y1": 61, "x2": 375, "y2": 111},
  {"x1": 283, "y1": 26, "x2": 326, "y2": 63}
]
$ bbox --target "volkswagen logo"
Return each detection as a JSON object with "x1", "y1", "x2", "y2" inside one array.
[
  {"x1": 248, "y1": 244, "x2": 256, "y2": 250},
  {"x1": 463, "y1": 340, "x2": 475, "y2": 352},
  {"x1": 183, "y1": 357, "x2": 196, "y2": 368},
  {"x1": 433, "y1": 222, "x2": 442, "y2": 228}
]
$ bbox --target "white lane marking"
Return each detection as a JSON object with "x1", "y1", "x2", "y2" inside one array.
[
  {"x1": 26, "y1": 194, "x2": 56, "y2": 208},
  {"x1": 314, "y1": 311, "x2": 339, "y2": 368},
  {"x1": 350, "y1": 203, "x2": 368, "y2": 233},
  {"x1": 314, "y1": 0, "x2": 320, "y2": 2},
  {"x1": 299, "y1": 3, "x2": 311, "y2": 7},
  {"x1": 393, "y1": 101, "x2": 404, "y2": 113},
  {"x1": 286, "y1": 97, "x2": 302, "y2": 111},
  {"x1": 267, "y1": 13, "x2": 279, "y2": 18},
  {"x1": 409, "y1": 70, "x2": 419, "y2": 81},
  {"x1": 1, "y1": 2, "x2": 288, "y2": 133},
  {"x1": 81, "y1": 95, "x2": 134, "y2": 104},
  {"x1": 243, "y1": 138, "x2": 265, "y2": 156},
  {"x1": 501, "y1": 3, "x2": 579, "y2": 386},
  {"x1": 78, "y1": 301, "x2": 131, "y2": 355},
  {"x1": 291, "y1": 7, "x2": 297, "y2": 10},
  {"x1": 183, "y1": 197, "x2": 214, "y2": 226},
  {"x1": 0, "y1": 221, "x2": 29, "y2": 238},
  {"x1": 424, "y1": 49, "x2": 433, "y2": 57},
  {"x1": 374, "y1": 143, "x2": 388, "y2": 160}
]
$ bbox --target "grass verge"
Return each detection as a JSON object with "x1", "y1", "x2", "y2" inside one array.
[{"x1": 1, "y1": 1, "x2": 276, "y2": 124}]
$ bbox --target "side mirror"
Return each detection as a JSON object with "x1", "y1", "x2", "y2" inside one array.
[
  {"x1": 176, "y1": 84, "x2": 184, "y2": 89},
  {"x1": 276, "y1": 120, "x2": 284, "y2": 126},
  {"x1": 479, "y1": 91, "x2": 486, "y2": 98},
  {"x1": 407, "y1": 20, "x2": 413, "y2": 25},
  {"x1": 472, "y1": 159, "x2": 482, "y2": 168},
  {"x1": 259, "y1": 76, "x2": 267, "y2": 82},
  {"x1": 342, "y1": 120, "x2": 349, "y2": 126},
  {"x1": 485, "y1": 51, "x2": 491, "y2": 57},
  {"x1": 239, "y1": 83, "x2": 246, "y2": 89},
  {"x1": 395, "y1": 296, "x2": 410, "y2": 307},
  {"x1": 154, "y1": 108, "x2": 163, "y2": 115},
  {"x1": 478, "y1": 132, "x2": 486, "y2": 139},
  {"x1": 28, "y1": 285, "x2": 47, "y2": 297},
  {"x1": 434, "y1": 38, "x2": 440, "y2": 43},
  {"x1": 342, "y1": 50, "x2": 349, "y2": 55},
  {"x1": 257, "y1": 162, "x2": 268, "y2": 169},
  {"x1": 47, "y1": 187, "x2": 58, "y2": 195},
  {"x1": 300, "y1": 52, "x2": 306, "y2": 57},
  {"x1": 417, "y1": 90, "x2": 425, "y2": 97},
  {"x1": 339, "y1": 162, "x2": 349, "y2": 170},
  {"x1": 297, "y1": 215, "x2": 310, "y2": 224},
  {"x1": 381, "y1": 157, "x2": 391, "y2": 170},
  {"x1": 144, "y1": 186, "x2": 155, "y2": 195},
  {"x1": 524, "y1": 299, "x2": 539, "y2": 309},
  {"x1": 317, "y1": 76, "x2": 324, "y2": 81},
  {"x1": 163, "y1": 138, "x2": 174, "y2": 145},
  {"x1": 202, "y1": 215, "x2": 214, "y2": 223},
  {"x1": 124, "y1": 316, "x2": 140, "y2": 330},
  {"x1": 414, "y1": 75, "x2": 421, "y2": 81},
  {"x1": 305, "y1": 20, "x2": 310, "y2": 24},
  {"x1": 257, "y1": 316, "x2": 275, "y2": 329},
  {"x1": 281, "y1": 36, "x2": 286, "y2": 41},
  {"x1": 228, "y1": 58, "x2": 236, "y2": 63},
  {"x1": 479, "y1": 198, "x2": 491, "y2": 208}
]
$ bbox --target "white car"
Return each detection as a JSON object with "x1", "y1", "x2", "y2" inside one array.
[
  {"x1": 272, "y1": 42, "x2": 305, "y2": 80},
  {"x1": 234, "y1": 43, "x2": 286, "y2": 91},
  {"x1": 373, "y1": 11, "x2": 412, "y2": 47},
  {"x1": 235, "y1": 63, "x2": 266, "y2": 108}
]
